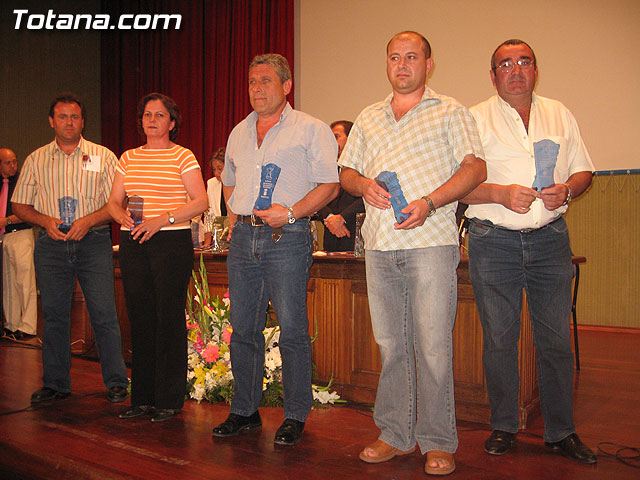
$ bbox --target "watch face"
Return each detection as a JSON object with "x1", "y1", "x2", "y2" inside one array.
[{"x1": 287, "y1": 209, "x2": 295, "y2": 224}]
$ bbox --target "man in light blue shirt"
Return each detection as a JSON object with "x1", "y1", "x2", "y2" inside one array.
[{"x1": 212, "y1": 53, "x2": 338, "y2": 446}]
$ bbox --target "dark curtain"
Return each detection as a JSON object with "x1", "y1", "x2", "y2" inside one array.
[{"x1": 100, "y1": 0, "x2": 294, "y2": 177}]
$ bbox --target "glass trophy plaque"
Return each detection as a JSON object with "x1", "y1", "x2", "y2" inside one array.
[
  {"x1": 375, "y1": 171, "x2": 409, "y2": 223},
  {"x1": 253, "y1": 163, "x2": 281, "y2": 210}
]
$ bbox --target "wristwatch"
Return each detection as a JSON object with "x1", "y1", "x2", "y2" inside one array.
[
  {"x1": 422, "y1": 195, "x2": 436, "y2": 217},
  {"x1": 287, "y1": 207, "x2": 296, "y2": 224},
  {"x1": 168, "y1": 212, "x2": 176, "y2": 224}
]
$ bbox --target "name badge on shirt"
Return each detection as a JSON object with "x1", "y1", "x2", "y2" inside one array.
[{"x1": 82, "y1": 155, "x2": 101, "y2": 172}]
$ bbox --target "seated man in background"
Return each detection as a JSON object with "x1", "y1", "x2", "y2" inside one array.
[
  {"x1": 315, "y1": 121, "x2": 364, "y2": 251},
  {"x1": 0, "y1": 147, "x2": 37, "y2": 341}
]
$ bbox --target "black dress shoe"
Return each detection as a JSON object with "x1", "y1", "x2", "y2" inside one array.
[
  {"x1": 17, "y1": 331, "x2": 36, "y2": 339},
  {"x1": 545, "y1": 433, "x2": 597, "y2": 464},
  {"x1": 31, "y1": 387, "x2": 70, "y2": 404},
  {"x1": 151, "y1": 409, "x2": 180, "y2": 423},
  {"x1": 107, "y1": 386, "x2": 130, "y2": 403},
  {"x1": 274, "y1": 419, "x2": 305, "y2": 446},
  {"x1": 484, "y1": 430, "x2": 516, "y2": 455},
  {"x1": 119, "y1": 405, "x2": 154, "y2": 419},
  {"x1": 3, "y1": 328, "x2": 22, "y2": 340},
  {"x1": 212, "y1": 411, "x2": 262, "y2": 437}
]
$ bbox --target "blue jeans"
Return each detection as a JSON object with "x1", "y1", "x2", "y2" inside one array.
[
  {"x1": 468, "y1": 217, "x2": 575, "y2": 442},
  {"x1": 365, "y1": 246, "x2": 459, "y2": 454},
  {"x1": 227, "y1": 219, "x2": 313, "y2": 422},
  {"x1": 34, "y1": 228, "x2": 128, "y2": 393}
]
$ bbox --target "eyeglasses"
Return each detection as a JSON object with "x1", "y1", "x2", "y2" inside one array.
[{"x1": 494, "y1": 58, "x2": 534, "y2": 73}]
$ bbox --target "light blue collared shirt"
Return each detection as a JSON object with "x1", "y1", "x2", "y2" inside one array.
[{"x1": 222, "y1": 103, "x2": 338, "y2": 215}]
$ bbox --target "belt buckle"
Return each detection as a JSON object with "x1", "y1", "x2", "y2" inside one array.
[
  {"x1": 250, "y1": 215, "x2": 262, "y2": 227},
  {"x1": 520, "y1": 227, "x2": 535, "y2": 233}
]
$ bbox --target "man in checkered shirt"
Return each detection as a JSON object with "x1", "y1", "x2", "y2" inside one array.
[{"x1": 339, "y1": 31, "x2": 485, "y2": 475}]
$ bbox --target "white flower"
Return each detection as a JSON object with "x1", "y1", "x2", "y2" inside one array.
[
  {"x1": 265, "y1": 347, "x2": 282, "y2": 372},
  {"x1": 312, "y1": 388, "x2": 341, "y2": 404},
  {"x1": 191, "y1": 383, "x2": 205, "y2": 401}
]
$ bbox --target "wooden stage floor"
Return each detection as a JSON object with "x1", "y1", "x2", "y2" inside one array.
[{"x1": 0, "y1": 327, "x2": 638, "y2": 479}]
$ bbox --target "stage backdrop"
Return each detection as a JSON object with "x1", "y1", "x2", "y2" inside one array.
[{"x1": 101, "y1": 0, "x2": 294, "y2": 181}]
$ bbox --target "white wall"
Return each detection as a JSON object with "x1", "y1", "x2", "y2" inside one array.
[{"x1": 296, "y1": 0, "x2": 640, "y2": 171}]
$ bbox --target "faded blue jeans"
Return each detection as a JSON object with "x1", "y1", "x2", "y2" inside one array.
[
  {"x1": 468, "y1": 217, "x2": 576, "y2": 442},
  {"x1": 227, "y1": 219, "x2": 313, "y2": 422},
  {"x1": 365, "y1": 246, "x2": 459, "y2": 454},
  {"x1": 34, "y1": 228, "x2": 128, "y2": 393}
]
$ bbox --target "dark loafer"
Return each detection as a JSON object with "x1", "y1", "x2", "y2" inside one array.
[
  {"x1": 119, "y1": 405, "x2": 154, "y2": 419},
  {"x1": 107, "y1": 386, "x2": 130, "y2": 403},
  {"x1": 212, "y1": 411, "x2": 262, "y2": 437},
  {"x1": 484, "y1": 430, "x2": 516, "y2": 455},
  {"x1": 151, "y1": 408, "x2": 180, "y2": 423},
  {"x1": 30, "y1": 387, "x2": 70, "y2": 404},
  {"x1": 274, "y1": 418, "x2": 305, "y2": 446},
  {"x1": 545, "y1": 433, "x2": 597, "y2": 464}
]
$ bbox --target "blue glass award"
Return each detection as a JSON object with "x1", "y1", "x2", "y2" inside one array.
[
  {"x1": 128, "y1": 195, "x2": 144, "y2": 225},
  {"x1": 375, "y1": 171, "x2": 409, "y2": 224},
  {"x1": 253, "y1": 163, "x2": 281, "y2": 210},
  {"x1": 532, "y1": 139, "x2": 560, "y2": 191},
  {"x1": 58, "y1": 196, "x2": 78, "y2": 232}
]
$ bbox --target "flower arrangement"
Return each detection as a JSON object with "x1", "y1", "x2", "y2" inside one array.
[{"x1": 186, "y1": 255, "x2": 342, "y2": 406}]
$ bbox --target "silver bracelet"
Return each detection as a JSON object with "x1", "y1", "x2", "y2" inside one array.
[{"x1": 561, "y1": 183, "x2": 572, "y2": 206}]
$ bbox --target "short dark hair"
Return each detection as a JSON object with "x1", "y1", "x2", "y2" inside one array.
[
  {"x1": 209, "y1": 147, "x2": 225, "y2": 167},
  {"x1": 330, "y1": 120, "x2": 353, "y2": 137},
  {"x1": 49, "y1": 93, "x2": 87, "y2": 123},
  {"x1": 387, "y1": 31, "x2": 431, "y2": 59},
  {"x1": 137, "y1": 92, "x2": 181, "y2": 142},
  {"x1": 249, "y1": 53, "x2": 292, "y2": 83},
  {"x1": 491, "y1": 39, "x2": 537, "y2": 71}
]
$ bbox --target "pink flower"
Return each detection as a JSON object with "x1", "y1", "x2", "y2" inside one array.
[
  {"x1": 202, "y1": 344, "x2": 220, "y2": 363},
  {"x1": 223, "y1": 290, "x2": 230, "y2": 299},
  {"x1": 222, "y1": 326, "x2": 233, "y2": 345}
]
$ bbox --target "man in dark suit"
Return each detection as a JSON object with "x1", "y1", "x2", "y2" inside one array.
[{"x1": 317, "y1": 121, "x2": 364, "y2": 251}]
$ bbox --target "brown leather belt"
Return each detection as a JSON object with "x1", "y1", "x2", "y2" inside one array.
[{"x1": 238, "y1": 214, "x2": 265, "y2": 226}]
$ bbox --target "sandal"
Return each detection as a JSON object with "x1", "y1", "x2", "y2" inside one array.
[
  {"x1": 359, "y1": 439, "x2": 416, "y2": 464},
  {"x1": 425, "y1": 450, "x2": 455, "y2": 475}
]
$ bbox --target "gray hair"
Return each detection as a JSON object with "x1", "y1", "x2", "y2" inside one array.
[{"x1": 249, "y1": 53, "x2": 292, "y2": 83}]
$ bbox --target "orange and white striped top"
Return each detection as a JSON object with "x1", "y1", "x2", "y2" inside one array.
[{"x1": 117, "y1": 144, "x2": 200, "y2": 230}]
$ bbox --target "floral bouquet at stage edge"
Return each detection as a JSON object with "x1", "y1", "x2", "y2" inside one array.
[{"x1": 186, "y1": 255, "x2": 342, "y2": 406}]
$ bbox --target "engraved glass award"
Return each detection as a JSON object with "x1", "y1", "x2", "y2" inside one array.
[
  {"x1": 375, "y1": 171, "x2": 409, "y2": 223},
  {"x1": 532, "y1": 139, "x2": 560, "y2": 191},
  {"x1": 127, "y1": 195, "x2": 144, "y2": 225},
  {"x1": 58, "y1": 196, "x2": 77, "y2": 232},
  {"x1": 253, "y1": 163, "x2": 281, "y2": 210}
]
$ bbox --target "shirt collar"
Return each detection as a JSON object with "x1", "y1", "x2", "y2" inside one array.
[
  {"x1": 496, "y1": 92, "x2": 538, "y2": 112},
  {"x1": 378, "y1": 86, "x2": 441, "y2": 113},
  {"x1": 52, "y1": 136, "x2": 85, "y2": 156},
  {"x1": 247, "y1": 102, "x2": 292, "y2": 127}
]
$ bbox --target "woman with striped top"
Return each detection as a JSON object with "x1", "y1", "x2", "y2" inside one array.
[{"x1": 107, "y1": 93, "x2": 208, "y2": 422}]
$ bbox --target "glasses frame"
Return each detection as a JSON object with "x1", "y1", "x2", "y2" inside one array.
[{"x1": 493, "y1": 58, "x2": 535, "y2": 73}]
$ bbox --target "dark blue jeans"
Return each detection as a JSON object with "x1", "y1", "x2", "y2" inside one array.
[
  {"x1": 34, "y1": 228, "x2": 128, "y2": 393},
  {"x1": 227, "y1": 219, "x2": 313, "y2": 422},
  {"x1": 468, "y1": 217, "x2": 576, "y2": 442}
]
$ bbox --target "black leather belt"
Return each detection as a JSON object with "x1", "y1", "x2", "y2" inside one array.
[{"x1": 4, "y1": 224, "x2": 31, "y2": 234}]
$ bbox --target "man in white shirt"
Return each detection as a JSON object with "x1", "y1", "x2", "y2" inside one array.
[{"x1": 464, "y1": 39, "x2": 596, "y2": 464}]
